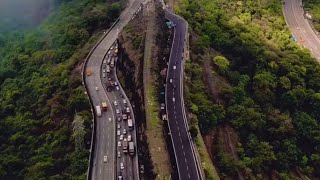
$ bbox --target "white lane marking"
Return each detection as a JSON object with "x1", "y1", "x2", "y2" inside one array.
[
  {"x1": 185, "y1": 158, "x2": 187, "y2": 163},
  {"x1": 188, "y1": 173, "x2": 191, "y2": 178},
  {"x1": 183, "y1": 151, "x2": 186, "y2": 156}
]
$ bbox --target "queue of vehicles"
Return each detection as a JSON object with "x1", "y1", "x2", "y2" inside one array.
[{"x1": 90, "y1": 42, "x2": 137, "y2": 179}]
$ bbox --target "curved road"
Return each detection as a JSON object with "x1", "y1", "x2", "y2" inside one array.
[
  {"x1": 283, "y1": 0, "x2": 320, "y2": 59},
  {"x1": 165, "y1": 10, "x2": 201, "y2": 180},
  {"x1": 84, "y1": 0, "x2": 143, "y2": 179}
]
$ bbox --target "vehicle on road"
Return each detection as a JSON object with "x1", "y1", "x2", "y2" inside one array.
[
  {"x1": 129, "y1": 142, "x2": 135, "y2": 156},
  {"x1": 120, "y1": 163, "x2": 124, "y2": 170},
  {"x1": 116, "y1": 86, "x2": 120, "y2": 91},
  {"x1": 117, "y1": 117, "x2": 121, "y2": 121},
  {"x1": 122, "y1": 114, "x2": 127, "y2": 120},
  {"x1": 106, "y1": 65, "x2": 111, "y2": 73},
  {"x1": 123, "y1": 129, "x2": 127, "y2": 135},
  {"x1": 169, "y1": 78, "x2": 173, "y2": 83},
  {"x1": 103, "y1": 69, "x2": 106, "y2": 73},
  {"x1": 86, "y1": 69, "x2": 91, "y2": 76},
  {"x1": 116, "y1": 109, "x2": 120, "y2": 114},
  {"x1": 123, "y1": 139, "x2": 128, "y2": 153},
  {"x1": 118, "y1": 151, "x2": 121, "y2": 158},
  {"x1": 117, "y1": 124, "x2": 121, "y2": 129},
  {"x1": 128, "y1": 135, "x2": 132, "y2": 141},
  {"x1": 118, "y1": 141, "x2": 121, "y2": 147},
  {"x1": 118, "y1": 175, "x2": 123, "y2": 180},
  {"x1": 117, "y1": 130, "x2": 120, "y2": 136},
  {"x1": 172, "y1": 97, "x2": 175, "y2": 102},
  {"x1": 173, "y1": 65, "x2": 176, "y2": 70},
  {"x1": 109, "y1": 117, "x2": 112, "y2": 121},
  {"x1": 96, "y1": 106, "x2": 102, "y2": 117},
  {"x1": 114, "y1": 101, "x2": 118, "y2": 106},
  {"x1": 103, "y1": 73, "x2": 106, "y2": 78},
  {"x1": 128, "y1": 119, "x2": 133, "y2": 131},
  {"x1": 123, "y1": 99, "x2": 127, "y2": 104},
  {"x1": 125, "y1": 107, "x2": 130, "y2": 113},
  {"x1": 120, "y1": 135, "x2": 124, "y2": 141},
  {"x1": 103, "y1": 156, "x2": 108, "y2": 162},
  {"x1": 95, "y1": 86, "x2": 99, "y2": 91},
  {"x1": 101, "y1": 102, "x2": 107, "y2": 111}
]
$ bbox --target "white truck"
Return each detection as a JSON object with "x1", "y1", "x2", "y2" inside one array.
[
  {"x1": 129, "y1": 142, "x2": 135, "y2": 156},
  {"x1": 96, "y1": 106, "x2": 102, "y2": 117},
  {"x1": 128, "y1": 119, "x2": 133, "y2": 130}
]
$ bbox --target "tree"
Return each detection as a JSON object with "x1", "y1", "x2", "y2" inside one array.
[
  {"x1": 212, "y1": 55, "x2": 230, "y2": 74},
  {"x1": 72, "y1": 112, "x2": 86, "y2": 151}
]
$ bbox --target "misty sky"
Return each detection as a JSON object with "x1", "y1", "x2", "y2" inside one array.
[{"x1": 0, "y1": 0, "x2": 52, "y2": 29}]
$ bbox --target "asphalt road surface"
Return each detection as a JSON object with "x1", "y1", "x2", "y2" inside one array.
[
  {"x1": 283, "y1": 0, "x2": 320, "y2": 59},
  {"x1": 101, "y1": 44, "x2": 139, "y2": 180},
  {"x1": 84, "y1": 0, "x2": 143, "y2": 179},
  {"x1": 165, "y1": 10, "x2": 201, "y2": 180}
]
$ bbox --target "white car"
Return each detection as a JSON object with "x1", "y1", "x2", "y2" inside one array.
[
  {"x1": 173, "y1": 65, "x2": 176, "y2": 70},
  {"x1": 117, "y1": 117, "x2": 121, "y2": 121},
  {"x1": 114, "y1": 82, "x2": 118, "y2": 86},
  {"x1": 103, "y1": 73, "x2": 106, "y2": 78},
  {"x1": 169, "y1": 79, "x2": 173, "y2": 83},
  {"x1": 120, "y1": 135, "x2": 124, "y2": 141},
  {"x1": 109, "y1": 118, "x2": 112, "y2": 121},
  {"x1": 95, "y1": 87, "x2": 99, "y2": 91},
  {"x1": 117, "y1": 130, "x2": 120, "y2": 136},
  {"x1": 116, "y1": 86, "x2": 120, "y2": 91},
  {"x1": 117, "y1": 124, "x2": 121, "y2": 129},
  {"x1": 118, "y1": 141, "x2": 121, "y2": 147},
  {"x1": 172, "y1": 97, "x2": 175, "y2": 102},
  {"x1": 127, "y1": 135, "x2": 132, "y2": 141},
  {"x1": 103, "y1": 156, "x2": 107, "y2": 162},
  {"x1": 123, "y1": 99, "x2": 127, "y2": 104},
  {"x1": 116, "y1": 109, "x2": 120, "y2": 114},
  {"x1": 103, "y1": 69, "x2": 106, "y2": 73},
  {"x1": 120, "y1": 163, "x2": 124, "y2": 170},
  {"x1": 118, "y1": 151, "x2": 121, "y2": 158},
  {"x1": 114, "y1": 101, "x2": 118, "y2": 106},
  {"x1": 123, "y1": 129, "x2": 127, "y2": 135}
]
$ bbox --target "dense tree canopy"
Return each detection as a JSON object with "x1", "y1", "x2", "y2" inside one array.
[{"x1": 180, "y1": 0, "x2": 320, "y2": 178}]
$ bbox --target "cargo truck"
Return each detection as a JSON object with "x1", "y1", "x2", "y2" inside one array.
[
  {"x1": 96, "y1": 106, "x2": 102, "y2": 117},
  {"x1": 123, "y1": 139, "x2": 128, "y2": 153},
  {"x1": 101, "y1": 102, "x2": 107, "y2": 111},
  {"x1": 129, "y1": 142, "x2": 135, "y2": 156},
  {"x1": 86, "y1": 69, "x2": 91, "y2": 76},
  {"x1": 128, "y1": 119, "x2": 133, "y2": 130}
]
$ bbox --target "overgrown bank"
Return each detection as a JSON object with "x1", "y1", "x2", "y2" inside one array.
[
  {"x1": 304, "y1": 0, "x2": 320, "y2": 32},
  {"x1": 177, "y1": 0, "x2": 320, "y2": 179},
  {"x1": 0, "y1": 0, "x2": 121, "y2": 178}
]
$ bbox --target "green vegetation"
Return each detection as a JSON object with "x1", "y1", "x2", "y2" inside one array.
[
  {"x1": 304, "y1": 0, "x2": 320, "y2": 32},
  {"x1": 0, "y1": 0, "x2": 121, "y2": 178},
  {"x1": 178, "y1": 0, "x2": 320, "y2": 178}
]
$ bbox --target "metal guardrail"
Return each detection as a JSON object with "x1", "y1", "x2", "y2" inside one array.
[{"x1": 82, "y1": 18, "x2": 120, "y2": 180}]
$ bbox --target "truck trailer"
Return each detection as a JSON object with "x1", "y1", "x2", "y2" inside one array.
[
  {"x1": 129, "y1": 142, "x2": 135, "y2": 156},
  {"x1": 96, "y1": 106, "x2": 102, "y2": 117},
  {"x1": 128, "y1": 119, "x2": 133, "y2": 131}
]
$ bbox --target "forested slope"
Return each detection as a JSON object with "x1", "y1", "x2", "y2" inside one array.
[
  {"x1": 0, "y1": 0, "x2": 121, "y2": 178},
  {"x1": 177, "y1": 0, "x2": 320, "y2": 178}
]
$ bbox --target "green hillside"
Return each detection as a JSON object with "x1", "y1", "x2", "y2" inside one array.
[
  {"x1": 177, "y1": 0, "x2": 320, "y2": 178},
  {"x1": 0, "y1": 0, "x2": 120, "y2": 178}
]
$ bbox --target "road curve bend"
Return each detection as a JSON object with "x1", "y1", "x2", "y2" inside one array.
[
  {"x1": 283, "y1": 0, "x2": 320, "y2": 59},
  {"x1": 83, "y1": 0, "x2": 143, "y2": 179},
  {"x1": 165, "y1": 9, "x2": 202, "y2": 180}
]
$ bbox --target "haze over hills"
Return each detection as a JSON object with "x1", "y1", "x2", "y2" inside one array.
[{"x1": 0, "y1": 0, "x2": 57, "y2": 31}]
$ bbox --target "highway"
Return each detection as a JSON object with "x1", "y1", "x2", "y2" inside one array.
[
  {"x1": 83, "y1": 0, "x2": 142, "y2": 179},
  {"x1": 283, "y1": 0, "x2": 320, "y2": 59},
  {"x1": 165, "y1": 10, "x2": 201, "y2": 180},
  {"x1": 101, "y1": 43, "x2": 139, "y2": 180}
]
